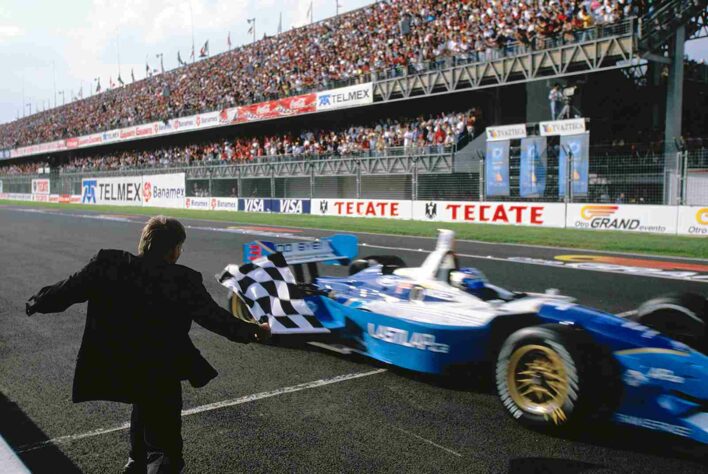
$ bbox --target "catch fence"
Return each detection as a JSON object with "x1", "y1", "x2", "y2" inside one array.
[{"x1": 1, "y1": 149, "x2": 706, "y2": 206}]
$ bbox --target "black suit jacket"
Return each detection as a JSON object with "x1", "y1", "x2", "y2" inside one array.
[{"x1": 30, "y1": 249, "x2": 258, "y2": 403}]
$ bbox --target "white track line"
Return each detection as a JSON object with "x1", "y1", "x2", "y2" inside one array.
[
  {"x1": 17, "y1": 368, "x2": 387, "y2": 454},
  {"x1": 392, "y1": 426, "x2": 463, "y2": 458}
]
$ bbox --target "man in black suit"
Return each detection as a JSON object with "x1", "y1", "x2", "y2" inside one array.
[{"x1": 26, "y1": 215, "x2": 270, "y2": 473}]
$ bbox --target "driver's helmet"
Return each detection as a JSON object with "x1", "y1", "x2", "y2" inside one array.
[{"x1": 449, "y1": 267, "x2": 487, "y2": 293}]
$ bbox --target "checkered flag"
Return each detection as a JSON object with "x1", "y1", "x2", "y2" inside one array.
[{"x1": 219, "y1": 253, "x2": 330, "y2": 335}]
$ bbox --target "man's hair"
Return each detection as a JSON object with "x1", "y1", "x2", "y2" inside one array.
[{"x1": 138, "y1": 215, "x2": 186, "y2": 258}]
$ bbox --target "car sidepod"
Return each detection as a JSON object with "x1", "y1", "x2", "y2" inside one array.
[
  {"x1": 613, "y1": 349, "x2": 708, "y2": 443},
  {"x1": 536, "y1": 302, "x2": 708, "y2": 443},
  {"x1": 318, "y1": 296, "x2": 492, "y2": 374}
]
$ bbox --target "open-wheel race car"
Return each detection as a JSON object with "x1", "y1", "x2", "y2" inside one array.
[{"x1": 217, "y1": 230, "x2": 708, "y2": 444}]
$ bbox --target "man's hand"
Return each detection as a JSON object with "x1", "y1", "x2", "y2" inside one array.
[
  {"x1": 25, "y1": 296, "x2": 38, "y2": 317},
  {"x1": 254, "y1": 322, "x2": 271, "y2": 343}
]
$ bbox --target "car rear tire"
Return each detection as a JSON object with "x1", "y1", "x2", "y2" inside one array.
[
  {"x1": 634, "y1": 293, "x2": 707, "y2": 353},
  {"x1": 348, "y1": 255, "x2": 406, "y2": 275},
  {"x1": 496, "y1": 324, "x2": 616, "y2": 432}
]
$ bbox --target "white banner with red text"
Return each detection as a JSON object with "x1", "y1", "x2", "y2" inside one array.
[
  {"x1": 412, "y1": 201, "x2": 565, "y2": 227},
  {"x1": 312, "y1": 198, "x2": 412, "y2": 219}
]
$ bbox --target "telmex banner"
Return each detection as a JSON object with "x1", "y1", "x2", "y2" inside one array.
[
  {"x1": 9, "y1": 83, "x2": 374, "y2": 159},
  {"x1": 81, "y1": 173, "x2": 185, "y2": 208}
]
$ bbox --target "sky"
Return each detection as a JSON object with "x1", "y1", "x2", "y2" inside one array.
[{"x1": 0, "y1": 0, "x2": 706, "y2": 125}]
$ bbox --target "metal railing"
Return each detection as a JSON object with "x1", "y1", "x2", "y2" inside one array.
[{"x1": 2, "y1": 149, "x2": 706, "y2": 205}]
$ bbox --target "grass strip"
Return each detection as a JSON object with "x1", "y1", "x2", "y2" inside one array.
[{"x1": 1, "y1": 199, "x2": 705, "y2": 259}]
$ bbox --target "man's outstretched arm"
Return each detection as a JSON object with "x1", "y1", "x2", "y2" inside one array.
[
  {"x1": 184, "y1": 272, "x2": 270, "y2": 343},
  {"x1": 26, "y1": 252, "x2": 101, "y2": 316}
]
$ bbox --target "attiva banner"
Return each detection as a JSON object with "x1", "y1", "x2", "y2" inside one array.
[
  {"x1": 519, "y1": 137, "x2": 547, "y2": 198},
  {"x1": 559, "y1": 133, "x2": 589, "y2": 197},
  {"x1": 485, "y1": 140, "x2": 510, "y2": 197}
]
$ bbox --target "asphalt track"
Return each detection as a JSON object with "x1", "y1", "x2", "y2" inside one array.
[{"x1": 0, "y1": 205, "x2": 706, "y2": 473}]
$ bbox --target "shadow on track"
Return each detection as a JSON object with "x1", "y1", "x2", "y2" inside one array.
[{"x1": 0, "y1": 391, "x2": 81, "y2": 473}]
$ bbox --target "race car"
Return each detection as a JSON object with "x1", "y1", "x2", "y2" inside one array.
[{"x1": 217, "y1": 231, "x2": 708, "y2": 444}]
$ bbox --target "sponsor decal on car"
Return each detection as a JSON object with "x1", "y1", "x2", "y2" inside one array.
[{"x1": 367, "y1": 323, "x2": 450, "y2": 353}]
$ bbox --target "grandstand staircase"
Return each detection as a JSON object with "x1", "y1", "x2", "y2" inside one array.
[{"x1": 638, "y1": 0, "x2": 708, "y2": 58}]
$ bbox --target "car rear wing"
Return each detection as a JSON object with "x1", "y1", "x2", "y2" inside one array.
[{"x1": 242, "y1": 234, "x2": 358, "y2": 266}]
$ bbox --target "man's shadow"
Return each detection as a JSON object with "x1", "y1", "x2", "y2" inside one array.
[{"x1": 0, "y1": 391, "x2": 82, "y2": 473}]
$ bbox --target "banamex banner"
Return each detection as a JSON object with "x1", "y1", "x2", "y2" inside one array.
[
  {"x1": 142, "y1": 173, "x2": 186, "y2": 208},
  {"x1": 413, "y1": 201, "x2": 565, "y2": 227},
  {"x1": 566, "y1": 204, "x2": 677, "y2": 234}
]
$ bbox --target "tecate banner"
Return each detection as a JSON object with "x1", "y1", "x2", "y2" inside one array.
[
  {"x1": 486, "y1": 124, "x2": 527, "y2": 141},
  {"x1": 677, "y1": 206, "x2": 708, "y2": 236},
  {"x1": 312, "y1": 199, "x2": 411, "y2": 219},
  {"x1": 142, "y1": 173, "x2": 186, "y2": 208},
  {"x1": 566, "y1": 204, "x2": 677, "y2": 234},
  {"x1": 31, "y1": 179, "x2": 50, "y2": 195},
  {"x1": 413, "y1": 201, "x2": 565, "y2": 227},
  {"x1": 82, "y1": 176, "x2": 143, "y2": 206},
  {"x1": 316, "y1": 83, "x2": 373, "y2": 111}
]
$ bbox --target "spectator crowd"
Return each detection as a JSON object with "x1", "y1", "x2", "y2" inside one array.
[
  {"x1": 0, "y1": 0, "x2": 645, "y2": 149},
  {"x1": 0, "y1": 109, "x2": 479, "y2": 175}
]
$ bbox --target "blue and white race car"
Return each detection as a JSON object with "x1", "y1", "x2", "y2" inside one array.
[{"x1": 218, "y1": 231, "x2": 708, "y2": 444}]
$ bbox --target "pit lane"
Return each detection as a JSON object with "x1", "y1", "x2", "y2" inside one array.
[{"x1": 0, "y1": 206, "x2": 705, "y2": 473}]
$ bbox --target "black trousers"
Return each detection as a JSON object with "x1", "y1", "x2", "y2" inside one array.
[{"x1": 129, "y1": 378, "x2": 184, "y2": 474}]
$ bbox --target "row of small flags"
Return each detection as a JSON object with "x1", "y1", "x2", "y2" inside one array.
[{"x1": 87, "y1": 1, "x2": 329, "y2": 94}]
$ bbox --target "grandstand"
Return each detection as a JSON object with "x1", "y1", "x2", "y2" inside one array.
[{"x1": 0, "y1": 0, "x2": 707, "y2": 208}]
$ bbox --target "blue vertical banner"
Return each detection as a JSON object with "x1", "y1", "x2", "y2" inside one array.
[
  {"x1": 520, "y1": 137, "x2": 547, "y2": 197},
  {"x1": 559, "y1": 133, "x2": 589, "y2": 197},
  {"x1": 485, "y1": 140, "x2": 510, "y2": 197}
]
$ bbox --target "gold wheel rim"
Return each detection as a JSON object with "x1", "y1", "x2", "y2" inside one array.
[
  {"x1": 230, "y1": 293, "x2": 256, "y2": 323},
  {"x1": 507, "y1": 344, "x2": 569, "y2": 423}
]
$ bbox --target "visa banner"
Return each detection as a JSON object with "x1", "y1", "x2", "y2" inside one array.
[
  {"x1": 559, "y1": 133, "x2": 589, "y2": 197},
  {"x1": 237, "y1": 198, "x2": 311, "y2": 214},
  {"x1": 519, "y1": 137, "x2": 547, "y2": 198},
  {"x1": 485, "y1": 140, "x2": 510, "y2": 197}
]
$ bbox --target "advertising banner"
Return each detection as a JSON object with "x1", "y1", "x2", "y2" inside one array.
[
  {"x1": 486, "y1": 124, "x2": 527, "y2": 142},
  {"x1": 208, "y1": 197, "x2": 239, "y2": 211},
  {"x1": 184, "y1": 197, "x2": 211, "y2": 210},
  {"x1": 677, "y1": 206, "x2": 708, "y2": 236},
  {"x1": 31, "y1": 179, "x2": 50, "y2": 195},
  {"x1": 485, "y1": 140, "x2": 510, "y2": 197},
  {"x1": 559, "y1": 133, "x2": 589, "y2": 197},
  {"x1": 412, "y1": 201, "x2": 565, "y2": 227},
  {"x1": 540, "y1": 118, "x2": 586, "y2": 136},
  {"x1": 312, "y1": 199, "x2": 412, "y2": 219},
  {"x1": 519, "y1": 137, "x2": 547, "y2": 198},
  {"x1": 566, "y1": 204, "x2": 677, "y2": 234},
  {"x1": 239, "y1": 198, "x2": 272, "y2": 213},
  {"x1": 81, "y1": 176, "x2": 143, "y2": 206},
  {"x1": 316, "y1": 83, "x2": 373, "y2": 112},
  {"x1": 142, "y1": 173, "x2": 185, "y2": 208},
  {"x1": 270, "y1": 198, "x2": 311, "y2": 214}
]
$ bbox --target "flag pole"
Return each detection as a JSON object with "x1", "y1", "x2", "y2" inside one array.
[
  {"x1": 188, "y1": 0, "x2": 195, "y2": 63},
  {"x1": 52, "y1": 61, "x2": 57, "y2": 109}
]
